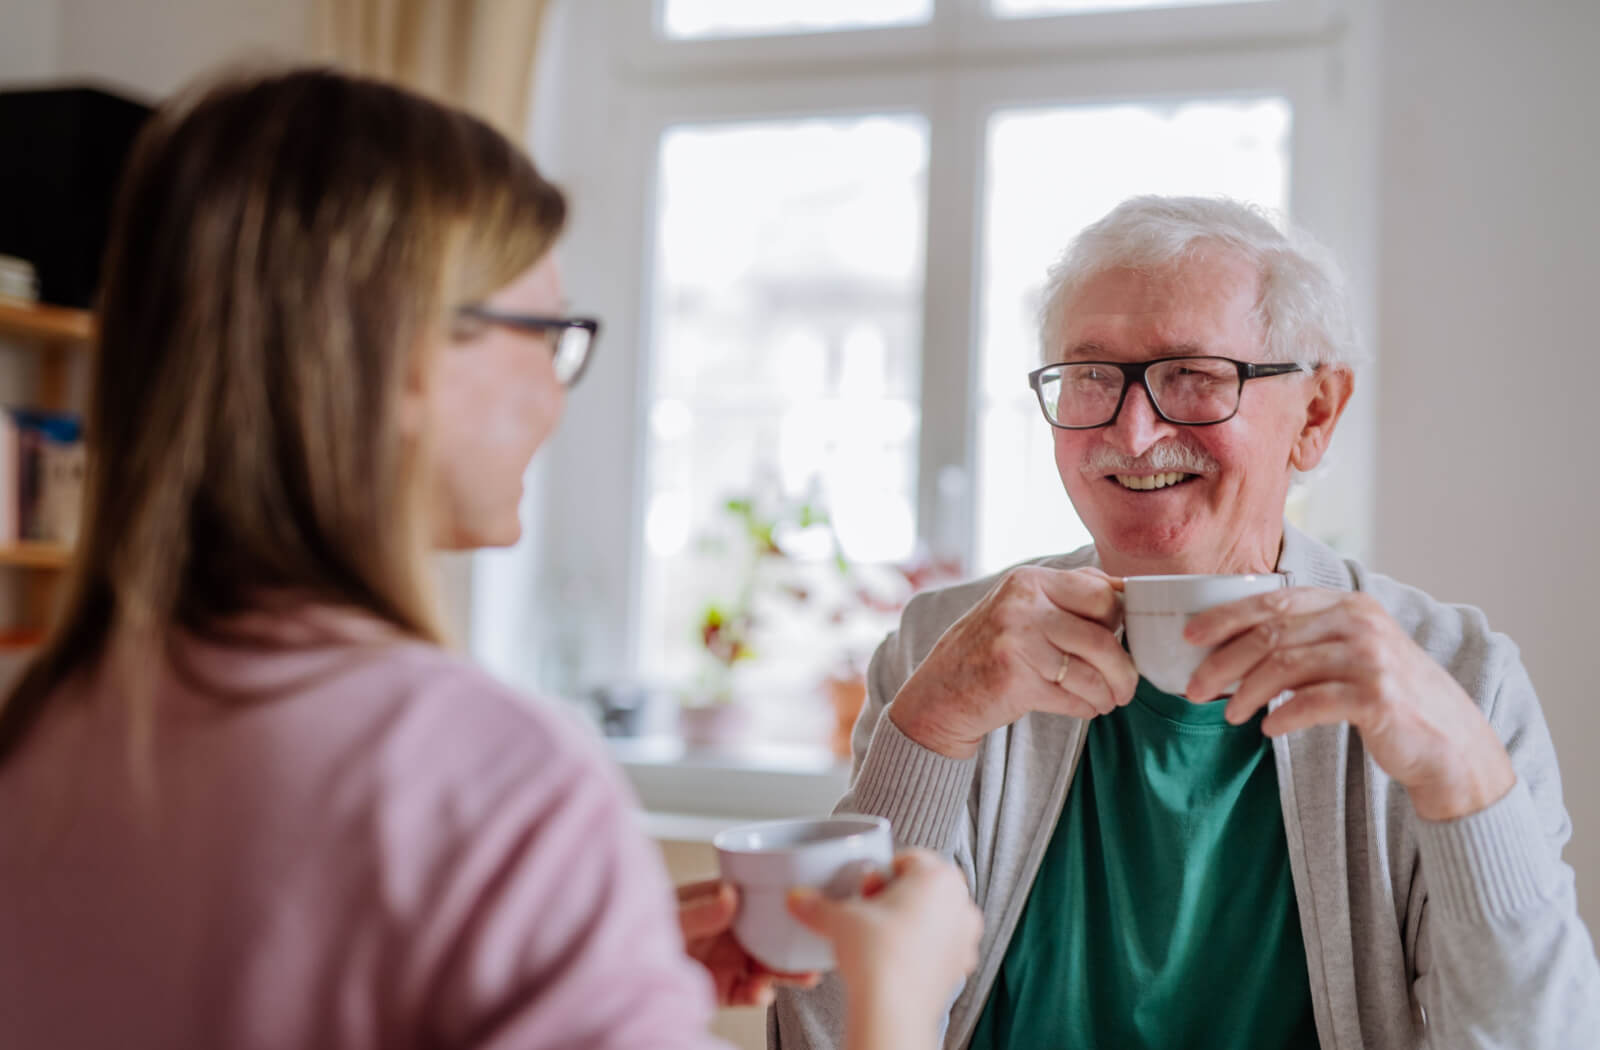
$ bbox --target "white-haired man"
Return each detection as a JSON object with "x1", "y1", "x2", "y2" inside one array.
[{"x1": 772, "y1": 196, "x2": 1600, "y2": 1049}]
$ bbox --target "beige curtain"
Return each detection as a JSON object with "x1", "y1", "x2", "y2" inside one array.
[{"x1": 312, "y1": 0, "x2": 551, "y2": 138}]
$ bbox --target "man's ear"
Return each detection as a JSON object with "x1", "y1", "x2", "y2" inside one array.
[{"x1": 1289, "y1": 366, "x2": 1354, "y2": 471}]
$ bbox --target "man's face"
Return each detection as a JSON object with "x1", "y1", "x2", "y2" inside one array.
[{"x1": 1050, "y1": 251, "x2": 1323, "y2": 576}]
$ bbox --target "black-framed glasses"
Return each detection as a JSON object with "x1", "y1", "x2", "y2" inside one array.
[
  {"x1": 1028, "y1": 355, "x2": 1306, "y2": 429},
  {"x1": 454, "y1": 306, "x2": 601, "y2": 388}
]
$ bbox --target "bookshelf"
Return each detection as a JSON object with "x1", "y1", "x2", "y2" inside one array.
[
  {"x1": 0, "y1": 300, "x2": 92, "y2": 409},
  {"x1": 0, "y1": 299, "x2": 92, "y2": 637},
  {"x1": 0, "y1": 542, "x2": 73, "y2": 570},
  {"x1": 0, "y1": 301, "x2": 95, "y2": 345}
]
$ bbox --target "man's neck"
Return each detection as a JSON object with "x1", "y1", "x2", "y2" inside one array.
[{"x1": 1096, "y1": 529, "x2": 1285, "y2": 578}]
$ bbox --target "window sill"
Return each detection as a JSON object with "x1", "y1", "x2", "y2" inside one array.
[{"x1": 610, "y1": 736, "x2": 850, "y2": 841}]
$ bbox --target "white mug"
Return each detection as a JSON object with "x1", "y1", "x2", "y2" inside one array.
[
  {"x1": 713, "y1": 815, "x2": 893, "y2": 973},
  {"x1": 1122, "y1": 573, "x2": 1288, "y2": 698}
]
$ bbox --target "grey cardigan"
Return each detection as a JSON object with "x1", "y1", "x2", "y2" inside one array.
[{"x1": 772, "y1": 525, "x2": 1600, "y2": 1049}]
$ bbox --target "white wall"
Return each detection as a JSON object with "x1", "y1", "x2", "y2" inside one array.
[
  {"x1": 1, "y1": 0, "x2": 311, "y2": 98},
  {"x1": 0, "y1": 0, "x2": 60, "y2": 83},
  {"x1": 52, "y1": 0, "x2": 310, "y2": 99},
  {"x1": 1377, "y1": 0, "x2": 1600, "y2": 914}
]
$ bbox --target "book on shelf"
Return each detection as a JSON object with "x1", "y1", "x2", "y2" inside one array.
[{"x1": 0, "y1": 408, "x2": 84, "y2": 548}]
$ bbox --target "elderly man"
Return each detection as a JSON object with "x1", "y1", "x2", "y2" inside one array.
[{"x1": 772, "y1": 196, "x2": 1600, "y2": 1049}]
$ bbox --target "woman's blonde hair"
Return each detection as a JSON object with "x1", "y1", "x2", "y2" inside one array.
[{"x1": 0, "y1": 67, "x2": 567, "y2": 763}]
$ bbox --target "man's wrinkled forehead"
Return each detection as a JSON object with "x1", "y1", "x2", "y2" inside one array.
[{"x1": 1055, "y1": 257, "x2": 1266, "y2": 361}]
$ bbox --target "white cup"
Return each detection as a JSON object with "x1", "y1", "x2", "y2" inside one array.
[
  {"x1": 713, "y1": 814, "x2": 893, "y2": 973},
  {"x1": 1123, "y1": 573, "x2": 1288, "y2": 697}
]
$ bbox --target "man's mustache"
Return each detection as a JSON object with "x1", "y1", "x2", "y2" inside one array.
[{"x1": 1081, "y1": 442, "x2": 1220, "y2": 476}]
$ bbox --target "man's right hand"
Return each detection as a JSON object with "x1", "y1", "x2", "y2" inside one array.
[{"x1": 888, "y1": 566, "x2": 1139, "y2": 759}]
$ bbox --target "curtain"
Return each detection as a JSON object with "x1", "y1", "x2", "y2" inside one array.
[{"x1": 312, "y1": 0, "x2": 551, "y2": 138}]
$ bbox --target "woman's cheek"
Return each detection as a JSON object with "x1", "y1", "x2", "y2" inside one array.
[{"x1": 517, "y1": 350, "x2": 566, "y2": 454}]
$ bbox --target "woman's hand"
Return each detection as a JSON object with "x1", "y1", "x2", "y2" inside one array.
[
  {"x1": 787, "y1": 849, "x2": 982, "y2": 1049},
  {"x1": 677, "y1": 879, "x2": 821, "y2": 1007}
]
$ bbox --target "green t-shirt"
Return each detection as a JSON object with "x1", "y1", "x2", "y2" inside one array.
[{"x1": 968, "y1": 677, "x2": 1320, "y2": 1050}]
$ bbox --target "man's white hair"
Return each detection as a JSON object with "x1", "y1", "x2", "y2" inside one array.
[{"x1": 1039, "y1": 196, "x2": 1363, "y2": 369}]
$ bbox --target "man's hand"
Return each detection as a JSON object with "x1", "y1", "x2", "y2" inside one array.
[
  {"x1": 677, "y1": 879, "x2": 820, "y2": 1007},
  {"x1": 1185, "y1": 587, "x2": 1517, "y2": 821},
  {"x1": 889, "y1": 567, "x2": 1139, "y2": 759}
]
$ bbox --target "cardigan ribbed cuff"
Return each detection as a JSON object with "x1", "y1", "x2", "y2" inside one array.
[
  {"x1": 846, "y1": 715, "x2": 976, "y2": 854},
  {"x1": 1413, "y1": 778, "x2": 1556, "y2": 924}
]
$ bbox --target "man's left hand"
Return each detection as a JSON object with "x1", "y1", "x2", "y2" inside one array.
[
  {"x1": 677, "y1": 879, "x2": 821, "y2": 1007},
  {"x1": 1184, "y1": 587, "x2": 1516, "y2": 822}
]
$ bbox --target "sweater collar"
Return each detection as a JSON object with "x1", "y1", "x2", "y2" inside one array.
[
  {"x1": 1276, "y1": 521, "x2": 1355, "y2": 592},
  {"x1": 1071, "y1": 520, "x2": 1354, "y2": 591}
]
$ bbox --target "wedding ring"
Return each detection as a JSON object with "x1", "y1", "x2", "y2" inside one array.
[{"x1": 1053, "y1": 652, "x2": 1072, "y2": 687}]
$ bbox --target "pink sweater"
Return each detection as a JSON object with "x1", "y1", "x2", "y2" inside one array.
[{"x1": 0, "y1": 609, "x2": 725, "y2": 1049}]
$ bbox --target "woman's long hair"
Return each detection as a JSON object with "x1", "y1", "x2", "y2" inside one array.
[{"x1": 0, "y1": 67, "x2": 566, "y2": 765}]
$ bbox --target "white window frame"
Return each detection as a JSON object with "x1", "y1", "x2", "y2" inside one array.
[
  {"x1": 479, "y1": 0, "x2": 1377, "y2": 785},
  {"x1": 614, "y1": 0, "x2": 1342, "y2": 74}
]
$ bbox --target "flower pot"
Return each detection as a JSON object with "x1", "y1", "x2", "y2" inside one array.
[
  {"x1": 826, "y1": 674, "x2": 867, "y2": 759},
  {"x1": 678, "y1": 702, "x2": 749, "y2": 753}
]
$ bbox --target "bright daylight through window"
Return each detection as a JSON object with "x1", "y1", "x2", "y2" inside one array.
[
  {"x1": 992, "y1": 0, "x2": 1270, "y2": 16},
  {"x1": 976, "y1": 98, "x2": 1290, "y2": 572},
  {"x1": 530, "y1": 0, "x2": 1354, "y2": 766},
  {"x1": 641, "y1": 117, "x2": 928, "y2": 744},
  {"x1": 662, "y1": 0, "x2": 932, "y2": 39}
]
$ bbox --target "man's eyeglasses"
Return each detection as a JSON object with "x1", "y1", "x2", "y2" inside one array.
[
  {"x1": 454, "y1": 306, "x2": 601, "y2": 388},
  {"x1": 1028, "y1": 355, "x2": 1306, "y2": 429}
]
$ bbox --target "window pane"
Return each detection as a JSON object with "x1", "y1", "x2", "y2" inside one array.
[
  {"x1": 663, "y1": 0, "x2": 931, "y2": 39},
  {"x1": 642, "y1": 116, "x2": 928, "y2": 733},
  {"x1": 976, "y1": 97, "x2": 1291, "y2": 573},
  {"x1": 992, "y1": 0, "x2": 1269, "y2": 16}
]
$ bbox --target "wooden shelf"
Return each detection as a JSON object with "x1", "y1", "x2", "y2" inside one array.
[
  {"x1": 0, "y1": 543, "x2": 73, "y2": 570},
  {"x1": 0, "y1": 301, "x2": 88, "y2": 635},
  {"x1": 0, "y1": 300, "x2": 95, "y2": 347},
  {"x1": 0, "y1": 629, "x2": 45, "y2": 651}
]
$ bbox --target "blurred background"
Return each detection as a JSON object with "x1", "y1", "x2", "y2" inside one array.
[{"x1": 0, "y1": 1, "x2": 1595, "y2": 1042}]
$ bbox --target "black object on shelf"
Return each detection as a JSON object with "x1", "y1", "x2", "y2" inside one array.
[{"x1": 0, "y1": 84, "x2": 154, "y2": 310}]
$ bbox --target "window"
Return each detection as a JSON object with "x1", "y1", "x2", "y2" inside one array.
[
  {"x1": 501, "y1": 0, "x2": 1370, "y2": 763},
  {"x1": 662, "y1": 0, "x2": 933, "y2": 38},
  {"x1": 977, "y1": 97, "x2": 1292, "y2": 571},
  {"x1": 640, "y1": 115, "x2": 929, "y2": 684},
  {"x1": 992, "y1": 0, "x2": 1270, "y2": 16}
]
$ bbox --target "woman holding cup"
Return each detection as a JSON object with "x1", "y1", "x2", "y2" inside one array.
[{"x1": 0, "y1": 68, "x2": 978, "y2": 1049}]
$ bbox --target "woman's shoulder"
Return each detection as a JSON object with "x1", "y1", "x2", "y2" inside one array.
[
  {"x1": 317, "y1": 638, "x2": 618, "y2": 801},
  {"x1": 237, "y1": 637, "x2": 646, "y2": 922},
  {"x1": 372, "y1": 640, "x2": 583, "y2": 731},
  {"x1": 346, "y1": 652, "x2": 714, "y2": 1049},
  {"x1": 182, "y1": 604, "x2": 603, "y2": 776},
  {"x1": 168, "y1": 630, "x2": 695, "y2": 1042},
  {"x1": 172, "y1": 618, "x2": 629, "y2": 845}
]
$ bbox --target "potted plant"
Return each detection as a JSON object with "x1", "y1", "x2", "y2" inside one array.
[
  {"x1": 819, "y1": 550, "x2": 964, "y2": 758},
  {"x1": 679, "y1": 485, "x2": 965, "y2": 757},
  {"x1": 676, "y1": 600, "x2": 756, "y2": 749}
]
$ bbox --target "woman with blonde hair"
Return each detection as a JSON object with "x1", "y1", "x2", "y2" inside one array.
[{"x1": 0, "y1": 69, "x2": 977, "y2": 1048}]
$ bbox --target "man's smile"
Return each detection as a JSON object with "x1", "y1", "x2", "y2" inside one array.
[{"x1": 1108, "y1": 471, "x2": 1202, "y2": 491}]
